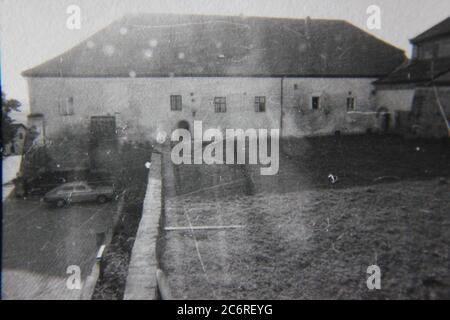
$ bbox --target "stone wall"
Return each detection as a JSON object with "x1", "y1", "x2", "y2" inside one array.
[{"x1": 123, "y1": 153, "x2": 162, "y2": 300}]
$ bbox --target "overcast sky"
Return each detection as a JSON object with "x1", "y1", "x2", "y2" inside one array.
[{"x1": 1, "y1": 0, "x2": 450, "y2": 116}]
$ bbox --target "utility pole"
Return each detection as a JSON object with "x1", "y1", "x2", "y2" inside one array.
[{"x1": 280, "y1": 77, "x2": 284, "y2": 151}]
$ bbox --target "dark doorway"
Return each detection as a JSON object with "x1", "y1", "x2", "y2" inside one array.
[
  {"x1": 90, "y1": 116, "x2": 117, "y2": 170},
  {"x1": 177, "y1": 120, "x2": 190, "y2": 132},
  {"x1": 377, "y1": 107, "x2": 390, "y2": 133},
  {"x1": 381, "y1": 113, "x2": 391, "y2": 132}
]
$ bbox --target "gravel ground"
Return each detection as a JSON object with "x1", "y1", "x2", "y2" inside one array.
[{"x1": 161, "y1": 135, "x2": 450, "y2": 299}]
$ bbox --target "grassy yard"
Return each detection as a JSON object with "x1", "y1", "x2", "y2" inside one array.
[{"x1": 161, "y1": 134, "x2": 450, "y2": 299}]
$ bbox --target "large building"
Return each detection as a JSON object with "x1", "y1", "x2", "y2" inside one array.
[
  {"x1": 375, "y1": 16, "x2": 450, "y2": 137},
  {"x1": 23, "y1": 14, "x2": 406, "y2": 145}
]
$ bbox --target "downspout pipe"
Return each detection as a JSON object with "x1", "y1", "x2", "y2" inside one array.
[{"x1": 280, "y1": 77, "x2": 284, "y2": 138}]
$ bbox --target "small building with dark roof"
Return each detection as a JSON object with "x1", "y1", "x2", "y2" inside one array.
[
  {"x1": 375, "y1": 16, "x2": 450, "y2": 137},
  {"x1": 23, "y1": 13, "x2": 406, "y2": 143}
]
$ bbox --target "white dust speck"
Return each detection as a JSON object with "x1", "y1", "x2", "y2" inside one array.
[
  {"x1": 129, "y1": 70, "x2": 136, "y2": 78},
  {"x1": 328, "y1": 174, "x2": 338, "y2": 184},
  {"x1": 149, "y1": 39, "x2": 158, "y2": 47},
  {"x1": 143, "y1": 49, "x2": 153, "y2": 58},
  {"x1": 298, "y1": 43, "x2": 307, "y2": 52},
  {"x1": 103, "y1": 45, "x2": 115, "y2": 56},
  {"x1": 145, "y1": 162, "x2": 152, "y2": 169},
  {"x1": 178, "y1": 52, "x2": 185, "y2": 59},
  {"x1": 156, "y1": 131, "x2": 167, "y2": 144}
]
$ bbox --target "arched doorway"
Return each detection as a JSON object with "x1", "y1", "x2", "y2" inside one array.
[{"x1": 177, "y1": 120, "x2": 190, "y2": 132}]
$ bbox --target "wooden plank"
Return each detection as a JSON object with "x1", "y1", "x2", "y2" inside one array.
[
  {"x1": 96, "y1": 244, "x2": 106, "y2": 260},
  {"x1": 164, "y1": 225, "x2": 245, "y2": 231}
]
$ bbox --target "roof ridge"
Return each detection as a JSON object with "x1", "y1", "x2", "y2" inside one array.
[{"x1": 120, "y1": 12, "x2": 348, "y2": 24}]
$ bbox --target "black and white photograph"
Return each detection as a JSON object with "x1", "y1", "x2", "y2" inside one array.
[{"x1": 1, "y1": 0, "x2": 450, "y2": 303}]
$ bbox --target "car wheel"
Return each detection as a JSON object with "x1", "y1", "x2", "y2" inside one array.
[
  {"x1": 97, "y1": 195, "x2": 107, "y2": 204},
  {"x1": 56, "y1": 199, "x2": 67, "y2": 208}
]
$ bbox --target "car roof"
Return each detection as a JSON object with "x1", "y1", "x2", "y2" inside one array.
[{"x1": 59, "y1": 181, "x2": 88, "y2": 187}]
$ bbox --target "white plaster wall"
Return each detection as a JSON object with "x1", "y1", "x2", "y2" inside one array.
[
  {"x1": 376, "y1": 89, "x2": 415, "y2": 112},
  {"x1": 27, "y1": 77, "x2": 282, "y2": 142},
  {"x1": 26, "y1": 76, "x2": 379, "y2": 141},
  {"x1": 282, "y1": 78, "x2": 378, "y2": 136}
]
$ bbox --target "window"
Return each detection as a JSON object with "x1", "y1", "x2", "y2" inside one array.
[
  {"x1": 311, "y1": 96, "x2": 320, "y2": 110},
  {"x1": 395, "y1": 111, "x2": 402, "y2": 129},
  {"x1": 419, "y1": 43, "x2": 439, "y2": 59},
  {"x1": 59, "y1": 97, "x2": 74, "y2": 116},
  {"x1": 255, "y1": 96, "x2": 266, "y2": 112},
  {"x1": 412, "y1": 46, "x2": 418, "y2": 59},
  {"x1": 214, "y1": 97, "x2": 227, "y2": 113},
  {"x1": 423, "y1": 49, "x2": 434, "y2": 59},
  {"x1": 439, "y1": 40, "x2": 450, "y2": 58},
  {"x1": 346, "y1": 96, "x2": 356, "y2": 111},
  {"x1": 170, "y1": 95, "x2": 182, "y2": 111}
]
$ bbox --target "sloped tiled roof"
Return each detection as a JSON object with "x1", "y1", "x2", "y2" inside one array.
[
  {"x1": 411, "y1": 17, "x2": 450, "y2": 44},
  {"x1": 23, "y1": 13, "x2": 406, "y2": 78},
  {"x1": 375, "y1": 57, "x2": 450, "y2": 85}
]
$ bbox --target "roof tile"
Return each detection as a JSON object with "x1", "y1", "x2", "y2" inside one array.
[{"x1": 23, "y1": 13, "x2": 406, "y2": 78}]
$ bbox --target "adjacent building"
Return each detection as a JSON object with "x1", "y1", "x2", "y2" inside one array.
[
  {"x1": 22, "y1": 13, "x2": 406, "y2": 146},
  {"x1": 375, "y1": 16, "x2": 450, "y2": 137}
]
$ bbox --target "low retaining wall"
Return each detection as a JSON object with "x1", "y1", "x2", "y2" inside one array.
[{"x1": 123, "y1": 153, "x2": 162, "y2": 300}]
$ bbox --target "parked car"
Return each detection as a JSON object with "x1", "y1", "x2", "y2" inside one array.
[
  {"x1": 24, "y1": 169, "x2": 114, "y2": 196},
  {"x1": 43, "y1": 181, "x2": 115, "y2": 207}
]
